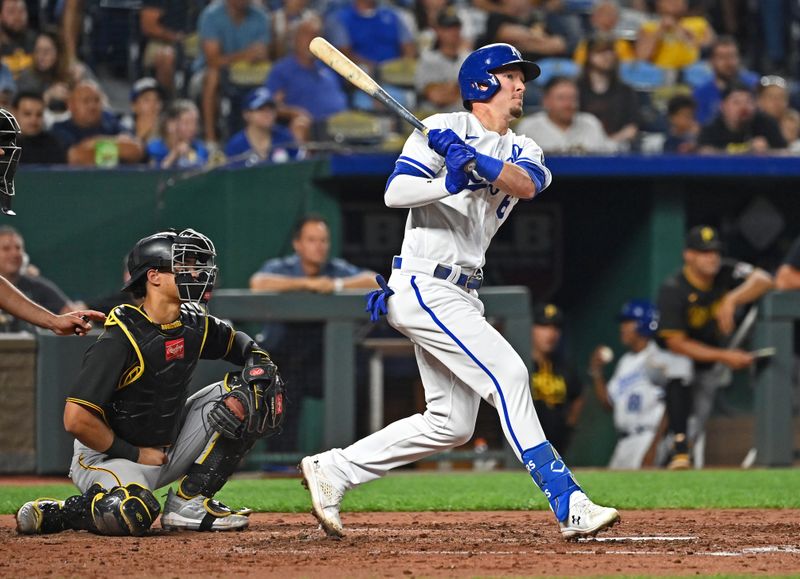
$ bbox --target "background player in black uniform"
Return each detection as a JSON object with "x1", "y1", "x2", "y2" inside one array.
[
  {"x1": 656, "y1": 225, "x2": 773, "y2": 469},
  {"x1": 530, "y1": 303, "x2": 585, "y2": 456},
  {"x1": 15, "y1": 228, "x2": 285, "y2": 536}
]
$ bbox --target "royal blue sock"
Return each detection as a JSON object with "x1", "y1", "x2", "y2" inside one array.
[{"x1": 522, "y1": 441, "x2": 581, "y2": 522}]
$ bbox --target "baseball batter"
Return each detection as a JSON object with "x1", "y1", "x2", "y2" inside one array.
[
  {"x1": 15, "y1": 229, "x2": 285, "y2": 536},
  {"x1": 591, "y1": 300, "x2": 692, "y2": 469},
  {"x1": 300, "y1": 43, "x2": 620, "y2": 540}
]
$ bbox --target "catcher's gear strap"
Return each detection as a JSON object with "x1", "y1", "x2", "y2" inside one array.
[
  {"x1": 91, "y1": 483, "x2": 161, "y2": 536},
  {"x1": 197, "y1": 498, "x2": 250, "y2": 531},
  {"x1": 522, "y1": 441, "x2": 581, "y2": 522},
  {"x1": 179, "y1": 432, "x2": 256, "y2": 498}
]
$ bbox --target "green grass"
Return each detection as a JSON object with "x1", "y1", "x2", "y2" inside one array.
[{"x1": 2, "y1": 469, "x2": 799, "y2": 514}]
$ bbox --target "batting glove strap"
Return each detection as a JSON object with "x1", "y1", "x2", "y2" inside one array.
[{"x1": 365, "y1": 274, "x2": 395, "y2": 322}]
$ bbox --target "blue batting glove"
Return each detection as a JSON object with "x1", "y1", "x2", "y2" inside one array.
[
  {"x1": 365, "y1": 274, "x2": 395, "y2": 322},
  {"x1": 427, "y1": 128, "x2": 465, "y2": 157},
  {"x1": 443, "y1": 143, "x2": 476, "y2": 194}
]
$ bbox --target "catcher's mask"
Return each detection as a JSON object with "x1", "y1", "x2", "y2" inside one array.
[
  {"x1": 171, "y1": 228, "x2": 217, "y2": 304},
  {"x1": 0, "y1": 108, "x2": 21, "y2": 216}
]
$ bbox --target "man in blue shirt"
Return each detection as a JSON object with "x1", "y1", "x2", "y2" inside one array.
[
  {"x1": 196, "y1": 0, "x2": 270, "y2": 144},
  {"x1": 249, "y1": 215, "x2": 377, "y2": 453},
  {"x1": 224, "y1": 87, "x2": 301, "y2": 167},
  {"x1": 266, "y1": 14, "x2": 347, "y2": 135},
  {"x1": 326, "y1": 0, "x2": 415, "y2": 71},
  {"x1": 693, "y1": 37, "x2": 758, "y2": 125}
]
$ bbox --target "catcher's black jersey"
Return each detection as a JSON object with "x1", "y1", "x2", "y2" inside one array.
[
  {"x1": 656, "y1": 259, "x2": 753, "y2": 353},
  {"x1": 530, "y1": 356, "x2": 583, "y2": 453},
  {"x1": 68, "y1": 303, "x2": 239, "y2": 447}
]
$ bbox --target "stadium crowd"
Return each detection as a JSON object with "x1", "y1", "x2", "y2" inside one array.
[{"x1": 1, "y1": 0, "x2": 799, "y2": 168}]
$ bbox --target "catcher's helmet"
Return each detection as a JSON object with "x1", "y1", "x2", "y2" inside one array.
[
  {"x1": 618, "y1": 299, "x2": 659, "y2": 337},
  {"x1": 458, "y1": 43, "x2": 540, "y2": 109},
  {"x1": 122, "y1": 228, "x2": 217, "y2": 304},
  {"x1": 0, "y1": 108, "x2": 21, "y2": 216}
]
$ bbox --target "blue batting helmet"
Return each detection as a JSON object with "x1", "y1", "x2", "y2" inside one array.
[
  {"x1": 458, "y1": 43, "x2": 541, "y2": 109},
  {"x1": 618, "y1": 299, "x2": 659, "y2": 337}
]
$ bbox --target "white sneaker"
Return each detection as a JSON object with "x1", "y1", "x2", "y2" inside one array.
[
  {"x1": 15, "y1": 499, "x2": 64, "y2": 534},
  {"x1": 299, "y1": 455, "x2": 345, "y2": 538},
  {"x1": 558, "y1": 491, "x2": 620, "y2": 540},
  {"x1": 160, "y1": 489, "x2": 251, "y2": 532}
]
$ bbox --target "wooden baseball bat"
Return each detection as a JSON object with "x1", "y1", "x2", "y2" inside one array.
[{"x1": 309, "y1": 36, "x2": 476, "y2": 172}]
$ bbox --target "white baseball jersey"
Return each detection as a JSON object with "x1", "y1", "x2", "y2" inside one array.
[
  {"x1": 318, "y1": 111, "x2": 558, "y2": 489},
  {"x1": 607, "y1": 341, "x2": 666, "y2": 434},
  {"x1": 394, "y1": 112, "x2": 552, "y2": 269}
]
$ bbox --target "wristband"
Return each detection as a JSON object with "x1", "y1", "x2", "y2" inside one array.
[
  {"x1": 104, "y1": 436, "x2": 140, "y2": 462},
  {"x1": 333, "y1": 278, "x2": 345, "y2": 293},
  {"x1": 474, "y1": 153, "x2": 503, "y2": 182}
]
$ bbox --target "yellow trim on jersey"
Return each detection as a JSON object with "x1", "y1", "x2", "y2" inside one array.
[
  {"x1": 223, "y1": 328, "x2": 236, "y2": 358},
  {"x1": 106, "y1": 306, "x2": 145, "y2": 390},
  {"x1": 658, "y1": 329, "x2": 686, "y2": 338},
  {"x1": 223, "y1": 372, "x2": 235, "y2": 392},
  {"x1": 199, "y1": 315, "x2": 210, "y2": 357},
  {"x1": 78, "y1": 453, "x2": 123, "y2": 487},
  {"x1": 160, "y1": 319, "x2": 182, "y2": 330},
  {"x1": 683, "y1": 266, "x2": 712, "y2": 292},
  {"x1": 65, "y1": 397, "x2": 108, "y2": 424}
]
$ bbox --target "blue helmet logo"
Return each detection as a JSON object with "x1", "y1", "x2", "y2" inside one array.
[
  {"x1": 618, "y1": 299, "x2": 659, "y2": 337},
  {"x1": 458, "y1": 43, "x2": 541, "y2": 109}
]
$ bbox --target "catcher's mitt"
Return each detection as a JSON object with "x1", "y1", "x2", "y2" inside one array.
[{"x1": 208, "y1": 364, "x2": 285, "y2": 440}]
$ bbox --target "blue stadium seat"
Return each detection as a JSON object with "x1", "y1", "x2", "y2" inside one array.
[
  {"x1": 681, "y1": 60, "x2": 713, "y2": 88},
  {"x1": 533, "y1": 57, "x2": 581, "y2": 86},
  {"x1": 619, "y1": 60, "x2": 669, "y2": 91}
]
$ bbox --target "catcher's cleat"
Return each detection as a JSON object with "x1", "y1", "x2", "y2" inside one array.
[
  {"x1": 160, "y1": 488, "x2": 250, "y2": 531},
  {"x1": 559, "y1": 491, "x2": 620, "y2": 540},
  {"x1": 299, "y1": 455, "x2": 344, "y2": 538},
  {"x1": 15, "y1": 499, "x2": 65, "y2": 535}
]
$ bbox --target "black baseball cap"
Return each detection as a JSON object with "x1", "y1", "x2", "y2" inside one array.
[
  {"x1": 533, "y1": 303, "x2": 564, "y2": 326},
  {"x1": 685, "y1": 225, "x2": 723, "y2": 251},
  {"x1": 436, "y1": 7, "x2": 462, "y2": 28}
]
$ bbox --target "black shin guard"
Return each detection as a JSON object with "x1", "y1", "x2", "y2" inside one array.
[
  {"x1": 179, "y1": 434, "x2": 256, "y2": 498},
  {"x1": 666, "y1": 378, "x2": 692, "y2": 437},
  {"x1": 62, "y1": 483, "x2": 105, "y2": 532}
]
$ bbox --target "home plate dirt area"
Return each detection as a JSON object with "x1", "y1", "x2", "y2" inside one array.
[{"x1": 1, "y1": 509, "x2": 799, "y2": 577}]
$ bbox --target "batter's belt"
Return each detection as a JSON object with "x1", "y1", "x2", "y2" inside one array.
[{"x1": 392, "y1": 255, "x2": 483, "y2": 290}]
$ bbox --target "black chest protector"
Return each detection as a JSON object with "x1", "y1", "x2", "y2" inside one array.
[{"x1": 104, "y1": 304, "x2": 208, "y2": 447}]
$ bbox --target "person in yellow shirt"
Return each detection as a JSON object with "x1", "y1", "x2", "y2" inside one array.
[
  {"x1": 573, "y1": 0, "x2": 635, "y2": 66},
  {"x1": 636, "y1": 0, "x2": 714, "y2": 70}
]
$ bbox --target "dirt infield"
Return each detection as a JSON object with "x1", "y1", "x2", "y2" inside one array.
[{"x1": 2, "y1": 509, "x2": 799, "y2": 577}]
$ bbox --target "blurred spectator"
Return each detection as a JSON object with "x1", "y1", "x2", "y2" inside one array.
[
  {"x1": 779, "y1": 109, "x2": 800, "y2": 154},
  {"x1": 197, "y1": 0, "x2": 271, "y2": 145},
  {"x1": 756, "y1": 0, "x2": 791, "y2": 76},
  {"x1": 756, "y1": 75, "x2": 789, "y2": 125},
  {"x1": 140, "y1": 0, "x2": 199, "y2": 97},
  {"x1": 16, "y1": 32, "x2": 71, "y2": 99},
  {"x1": 265, "y1": 14, "x2": 344, "y2": 137},
  {"x1": 635, "y1": 0, "x2": 714, "y2": 70},
  {"x1": 776, "y1": 234, "x2": 800, "y2": 290},
  {"x1": 120, "y1": 77, "x2": 164, "y2": 145},
  {"x1": 663, "y1": 93, "x2": 698, "y2": 153},
  {"x1": 692, "y1": 36, "x2": 758, "y2": 125},
  {"x1": 656, "y1": 225, "x2": 773, "y2": 469},
  {"x1": 0, "y1": 0, "x2": 35, "y2": 78},
  {"x1": 13, "y1": 90, "x2": 66, "y2": 164},
  {"x1": 271, "y1": 0, "x2": 316, "y2": 59},
  {"x1": 224, "y1": 87, "x2": 301, "y2": 167},
  {"x1": 590, "y1": 300, "x2": 680, "y2": 470},
  {"x1": 249, "y1": 214, "x2": 378, "y2": 452},
  {"x1": 530, "y1": 303, "x2": 584, "y2": 455},
  {"x1": 414, "y1": 8, "x2": 468, "y2": 113},
  {"x1": 0, "y1": 225, "x2": 80, "y2": 331},
  {"x1": 0, "y1": 60, "x2": 15, "y2": 108},
  {"x1": 573, "y1": 0, "x2": 635, "y2": 65},
  {"x1": 147, "y1": 99, "x2": 208, "y2": 169},
  {"x1": 480, "y1": 0, "x2": 567, "y2": 61},
  {"x1": 50, "y1": 80, "x2": 145, "y2": 167},
  {"x1": 516, "y1": 76, "x2": 615, "y2": 154},
  {"x1": 698, "y1": 83, "x2": 786, "y2": 154},
  {"x1": 327, "y1": 0, "x2": 415, "y2": 71},
  {"x1": 577, "y1": 35, "x2": 639, "y2": 150}
]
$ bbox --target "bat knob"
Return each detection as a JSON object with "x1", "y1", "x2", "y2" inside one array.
[{"x1": 464, "y1": 160, "x2": 476, "y2": 174}]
